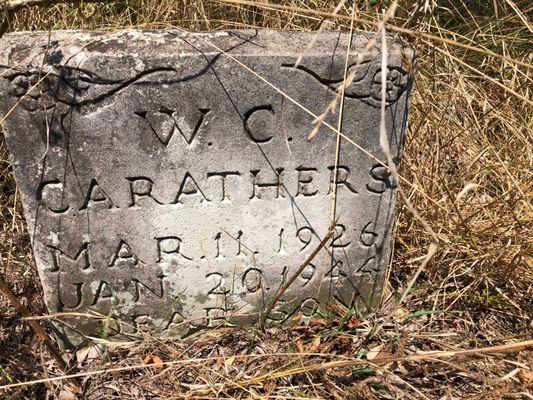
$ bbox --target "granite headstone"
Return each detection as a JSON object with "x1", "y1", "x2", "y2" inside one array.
[{"x1": 0, "y1": 30, "x2": 414, "y2": 346}]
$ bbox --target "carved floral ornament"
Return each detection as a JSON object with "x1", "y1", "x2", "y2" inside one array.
[
  {"x1": 3, "y1": 55, "x2": 410, "y2": 113},
  {"x1": 284, "y1": 56, "x2": 410, "y2": 106}
]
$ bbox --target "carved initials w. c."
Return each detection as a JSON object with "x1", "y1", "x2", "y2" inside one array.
[{"x1": 135, "y1": 106, "x2": 211, "y2": 146}]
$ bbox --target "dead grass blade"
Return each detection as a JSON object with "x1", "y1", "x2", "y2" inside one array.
[
  {"x1": 329, "y1": 3, "x2": 354, "y2": 226},
  {"x1": 1, "y1": 340, "x2": 531, "y2": 391},
  {"x1": 375, "y1": 4, "x2": 439, "y2": 310},
  {"x1": 216, "y1": 0, "x2": 533, "y2": 70},
  {"x1": 186, "y1": 339, "x2": 533, "y2": 396},
  {"x1": 167, "y1": 26, "x2": 448, "y2": 214},
  {"x1": 0, "y1": 272, "x2": 81, "y2": 391},
  {"x1": 1, "y1": 0, "x2": 103, "y2": 12}
]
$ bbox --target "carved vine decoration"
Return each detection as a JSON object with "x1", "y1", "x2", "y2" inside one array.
[{"x1": 282, "y1": 56, "x2": 411, "y2": 107}]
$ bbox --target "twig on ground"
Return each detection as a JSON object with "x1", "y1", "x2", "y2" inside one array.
[
  {"x1": 189, "y1": 339, "x2": 533, "y2": 395},
  {"x1": 0, "y1": 272, "x2": 81, "y2": 390},
  {"x1": 2, "y1": 339, "x2": 531, "y2": 391}
]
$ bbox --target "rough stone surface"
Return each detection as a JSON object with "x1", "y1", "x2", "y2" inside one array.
[{"x1": 0, "y1": 30, "x2": 414, "y2": 346}]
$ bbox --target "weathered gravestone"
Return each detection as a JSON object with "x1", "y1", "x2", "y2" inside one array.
[{"x1": 0, "y1": 30, "x2": 414, "y2": 346}]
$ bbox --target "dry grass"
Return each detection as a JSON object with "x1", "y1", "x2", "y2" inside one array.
[{"x1": 0, "y1": 0, "x2": 532, "y2": 399}]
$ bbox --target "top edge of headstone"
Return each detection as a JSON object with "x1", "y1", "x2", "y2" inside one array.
[{"x1": 0, "y1": 29, "x2": 414, "y2": 65}]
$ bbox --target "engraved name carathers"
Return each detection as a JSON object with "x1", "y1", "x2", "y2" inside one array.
[
  {"x1": 0, "y1": 30, "x2": 414, "y2": 345},
  {"x1": 37, "y1": 130, "x2": 392, "y2": 329}
]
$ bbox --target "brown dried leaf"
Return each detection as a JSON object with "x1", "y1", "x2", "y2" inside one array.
[
  {"x1": 308, "y1": 336, "x2": 321, "y2": 353},
  {"x1": 235, "y1": 355, "x2": 247, "y2": 364},
  {"x1": 58, "y1": 389, "x2": 77, "y2": 400},
  {"x1": 347, "y1": 316, "x2": 359, "y2": 329},
  {"x1": 309, "y1": 318, "x2": 327, "y2": 327},
  {"x1": 375, "y1": 351, "x2": 394, "y2": 362},
  {"x1": 292, "y1": 312, "x2": 303, "y2": 322},
  {"x1": 295, "y1": 338, "x2": 305, "y2": 353},
  {"x1": 366, "y1": 344, "x2": 385, "y2": 361},
  {"x1": 392, "y1": 307, "x2": 410, "y2": 322},
  {"x1": 517, "y1": 369, "x2": 533, "y2": 383},
  {"x1": 152, "y1": 355, "x2": 164, "y2": 369},
  {"x1": 293, "y1": 325, "x2": 309, "y2": 332}
]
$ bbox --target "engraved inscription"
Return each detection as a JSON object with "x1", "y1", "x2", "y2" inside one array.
[
  {"x1": 367, "y1": 165, "x2": 392, "y2": 194},
  {"x1": 157, "y1": 236, "x2": 192, "y2": 262},
  {"x1": 207, "y1": 171, "x2": 241, "y2": 202},
  {"x1": 360, "y1": 222, "x2": 378, "y2": 247},
  {"x1": 0, "y1": 30, "x2": 412, "y2": 343},
  {"x1": 297, "y1": 227, "x2": 315, "y2": 251},
  {"x1": 244, "y1": 105, "x2": 275, "y2": 143},
  {"x1": 109, "y1": 240, "x2": 138, "y2": 268},
  {"x1": 130, "y1": 274, "x2": 165, "y2": 302},
  {"x1": 128, "y1": 177, "x2": 163, "y2": 207},
  {"x1": 48, "y1": 242, "x2": 91, "y2": 272},
  {"x1": 300, "y1": 263, "x2": 316, "y2": 286},
  {"x1": 328, "y1": 166, "x2": 358, "y2": 195},
  {"x1": 250, "y1": 168, "x2": 285, "y2": 200},
  {"x1": 80, "y1": 179, "x2": 115, "y2": 211},
  {"x1": 36, "y1": 180, "x2": 69, "y2": 213},
  {"x1": 296, "y1": 166, "x2": 318, "y2": 197},
  {"x1": 91, "y1": 281, "x2": 113, "y2": 305},
  {"x1": 135, "y1": 107, "x2": 211, "y2": 146},
  {"x1": 206, "y1": 272, "x2": 229, "y2": 297},
  {"x1": 58, "y1": 281, "x2": 84, "y2": 310},
  {"x1": 35, "y1": 166, "x2": 363, "y2": 213},
  {"x1": 330, "y1": 224, "x2": 351, "y2": 249},
  {"x1": 173, "y1": 172, "x2": 210, "y2": 204},
  {"x1": 242, "y1": 268, "x2": 263, "y2": 293}
]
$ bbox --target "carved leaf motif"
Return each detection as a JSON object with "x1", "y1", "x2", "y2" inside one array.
[
  {"x1": 371, "y1": 66, "x2": 409, "y2": 103},
  {"x1": 282, "y1": 58, "x2": 410, "y2": 107},
  {"x1": 6, "y1": 72, "x2": 54, "y2": 111}
]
